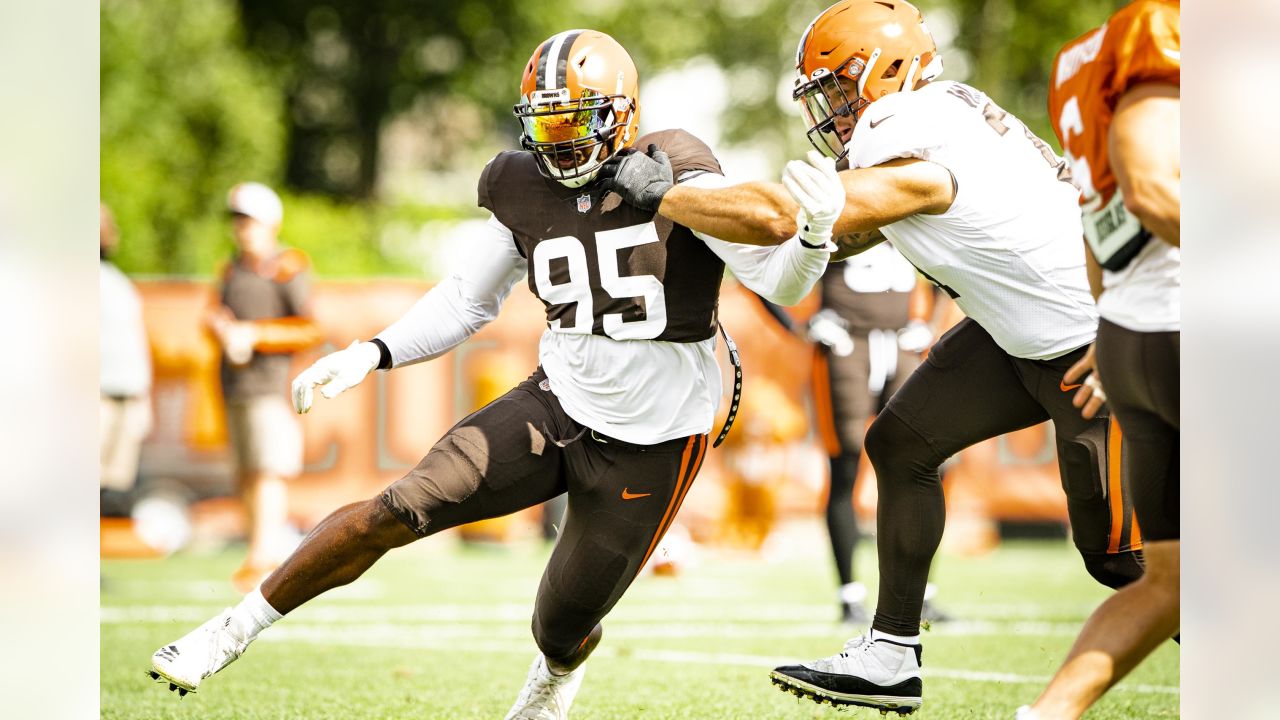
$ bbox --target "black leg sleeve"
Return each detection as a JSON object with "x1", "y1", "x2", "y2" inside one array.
[
  {"x1": 866, "y1": 411, "x2": 948, "y2": 637},
  {"x1": 825, "y1": 451, "x2": 862, "y2": 586}
]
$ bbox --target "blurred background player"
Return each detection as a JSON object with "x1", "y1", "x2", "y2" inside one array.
[
  {"x1": 150, "y1": 30, "x2": 835, "y2": 720},
  {"x1": 755, "y1": 245, "x2": 947, "y2": 625},
  {"x1": 100, "y1": 202, "x2": 152, "y2": 516},
  {"x1": 1020, "y1": 3, "x2": 1181, "y2": 719},
  {"x1": 602, "y1": 0, "x2": 1146, "y2": 713},
  {"x1": 207, "y1": 182, "x2": 322, "y2": 592}
]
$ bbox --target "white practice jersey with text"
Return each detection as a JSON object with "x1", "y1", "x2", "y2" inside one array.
[{"x1": 847, "y1": 81, "x2": 1098, "y2": 360}]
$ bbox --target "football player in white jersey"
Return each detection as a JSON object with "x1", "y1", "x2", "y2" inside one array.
[
  {"x1": 601, "y1": 1, "x2": 1145, "y2": 713},
  {"x1": 146, "y1": 30, "x2": 836, "y2": 719},
  {"x1": 1019, "y1": 2, "x2": 1180, "y2": 718}
]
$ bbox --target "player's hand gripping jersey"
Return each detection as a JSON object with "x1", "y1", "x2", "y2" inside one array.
[
  {"x1": 377, "y1": 129, "x2": 831, "y2": 444},
  {"x1": 846, "y1": 80, "x2": 1096, "y2": 360},
  {"x1": 1049, "y1": 0, "x2": 1180, "y2": 332}
]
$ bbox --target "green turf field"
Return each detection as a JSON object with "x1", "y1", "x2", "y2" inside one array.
[{"x1": 102, "y1": 530, "x2": 1178, "y2": 719}]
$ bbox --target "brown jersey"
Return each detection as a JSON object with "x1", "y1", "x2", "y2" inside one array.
[
  {"x1": 219, "y1": 248, "x2": 313, "y2": 399},
  {"x1": 478, "y1": 129, "x2": 725, "y2": 343},
  {"x1": 820, "y1": 242, "x2": 918, "y2": 333}
]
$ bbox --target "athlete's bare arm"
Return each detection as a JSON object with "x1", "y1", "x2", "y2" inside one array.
[
  {"x1": 657, "y1": 158, "x2": 955, "y2": 248},
  {"x1": 832, "y1": 158, "x2": 955, "y2": 233},
  {"x1": 1110, "y1": 83, "x2": 1180, "y2": 246},
  {"x1": 658, "y1": 180, "x2": 799, "y2": 245}
]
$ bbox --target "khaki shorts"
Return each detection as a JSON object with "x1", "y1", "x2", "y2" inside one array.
[
  {"x1": 101, "y1": 394, "x2": 152, "y2": 491},
  {"x1": 225, "y1": 395, "x2": 303, "y2": 477}
]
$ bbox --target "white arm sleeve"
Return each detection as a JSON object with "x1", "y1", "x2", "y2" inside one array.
[
  {"x1": 679, "y1": 171, "x2": 833, "y2": 306},
  {"x1": 375, "y1": 215, "x2": 527, "y2": 367}
]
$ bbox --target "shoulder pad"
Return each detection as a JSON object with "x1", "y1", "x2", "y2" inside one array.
[
  {"x1": 636, "y1": 129, "x2": 722, "y2": 180},
  {"x1": 478, "y1": 151, "x2": 527, "y2": 212}
]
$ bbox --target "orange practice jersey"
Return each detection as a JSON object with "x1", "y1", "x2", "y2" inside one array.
[{"x1": 1048, "y1": 0, "x2": 1180, "y2": 212}]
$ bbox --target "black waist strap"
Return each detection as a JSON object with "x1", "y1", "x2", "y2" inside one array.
[{"x1": 713, "y1": 322, "x2": 742, "y2": 448}]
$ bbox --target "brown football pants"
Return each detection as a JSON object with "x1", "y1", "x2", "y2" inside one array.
[
  {"x1": 381, "y1": 368, "x2": 707, "y2": 659},
  {"x1": 1096, "y1": 319, "x2": 1179, "y2": 541},
  {"x1": 868, "y1": 319, "x2": 1143, "y2": 636}
]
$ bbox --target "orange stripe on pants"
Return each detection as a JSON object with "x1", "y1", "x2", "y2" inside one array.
[
  {"x1": 636, "y1": 436, "x2": 698, "y2": 575},
  {"x1": 1106, "y1": 418, "x2": 1124, "y2": 554}
]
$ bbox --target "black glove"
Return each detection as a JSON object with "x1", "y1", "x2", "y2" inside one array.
[{"x1": 598, "y1": 143, "x2": 673, "y2": 212}]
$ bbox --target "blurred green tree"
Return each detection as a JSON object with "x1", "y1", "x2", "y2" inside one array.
[
  {"x1": 101, "y1": 0, "x2": 286, "y2": 274},
  {"x1": 102, "y1": 0, "x2": 1117, "y2": 276},
  {"x1": 939, "y1": 0, "x2": 1117, "y2": 143},
  {"x1": 236, "y1": 0, "x2": 585, "y2": 199},
  {"x1": 233, "y1": 0, "x2": 1113, "y2": 202}
]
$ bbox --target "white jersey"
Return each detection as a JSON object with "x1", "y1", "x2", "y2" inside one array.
[
  {"x1": 847, "y1": 81, "x2": 1098, "y2": 360},
  {"x1": 1098, "y1": 239, "x2": 1179, "y2": 332},
  {"x1": 100, "y1": 260, "x2": 152, "y2": 398},
  {"x1": 377, "y1": 173, "x2": 832, "y2": 445}
]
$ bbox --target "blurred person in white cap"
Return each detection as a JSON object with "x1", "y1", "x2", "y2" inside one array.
[
  {"x1": 100, "y1": 202, "x2": 153, "y2": 514},
  {"x1": 207, "y1": 181, "x2": 322, "y2": 592}
]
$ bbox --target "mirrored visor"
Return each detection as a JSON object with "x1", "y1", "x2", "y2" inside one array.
[{"x1": 520, "y1": 103, "x2": 610, "y2": 146}]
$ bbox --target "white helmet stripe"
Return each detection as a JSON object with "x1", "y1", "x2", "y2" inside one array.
[
  {"x1": 901, "y1": 54, "x2": 922, "y2": 92},
  {"x1": 543, "y1": 30, "x2": 577, "y2": 90},
  {"x1": 857, "y1": 47, "x2": 882, "y2": 97}
]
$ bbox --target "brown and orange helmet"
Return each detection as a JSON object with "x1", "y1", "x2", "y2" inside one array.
[
  {"x1": 514, "y1": 30, "x2": 640, "y2": 188},
  {"x1": 793, "y1": 0, "x2": 943, "y2": 159}
]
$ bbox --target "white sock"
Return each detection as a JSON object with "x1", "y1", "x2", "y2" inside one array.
[
  {"x1": 231, "y1": 588, "x2": 283, "y2": 641},
  {"x1": 871, "y1": 628, "x2": 921, "y2": 646},
  {"x1": 1015, "y1": 706, "x2": 1041, "y2": 720},
  {"x1": 839, "y1": 582, "x2": 867, "y2": 604}
]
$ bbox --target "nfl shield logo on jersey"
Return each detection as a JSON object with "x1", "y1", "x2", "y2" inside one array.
[{"x1": 576, "y1": 194, "x2": 592, "y2": 213}]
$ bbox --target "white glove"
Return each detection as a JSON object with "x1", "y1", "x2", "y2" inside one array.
[
  {"x1": 897, "y1": 320, "x2": 933, "y2": 353},
  {"x1": 222, "y1": 322, "x2": 256, "y2": 366},
  {"x1": 806, "y1": 309, "x2": 855, "y2": 357},
  {"x1": 291, "y1": 340, "x2": 381, "y2": 414},
  {"x1": 782, "y1": 149, "x2": 846, "y2": 244}
]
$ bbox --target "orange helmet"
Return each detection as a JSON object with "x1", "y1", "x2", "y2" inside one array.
[
  {"x1": 514, "y1": 30, "x2": 640, "y2": 188},
  {"x1": 793, "y1": 0, "x2": 943, "y2": 159}
]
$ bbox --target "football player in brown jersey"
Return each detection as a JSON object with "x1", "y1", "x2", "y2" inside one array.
[
  {"x1": 148, "y1": 30, "x2": 838, "y2": 719},
  {"x1": 1019, "y1": 3, "x2": 1180, "y2": 718}
]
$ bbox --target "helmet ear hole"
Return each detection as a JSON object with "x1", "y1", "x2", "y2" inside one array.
[{"x1": 880, "y1": 59, "x2": 902, "y2": 79}]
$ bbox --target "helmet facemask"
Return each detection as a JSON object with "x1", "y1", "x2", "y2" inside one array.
[
  {"x1": 792, "y1": 0, "x2": 945, "y2": 162},
  {"x1": 793, "y1": 61, "x2": 870, "y2": 162},
  {"x1": 515, "y1": 88, "x2": 633, "y2": 188}
]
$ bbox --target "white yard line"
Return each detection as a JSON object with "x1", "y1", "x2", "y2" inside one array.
[
  {"x1": 99, "y1": 605, "x2": 1091, "y2": 638},
  {"x1": 100, "y1": 602, "x2": 1098, "y2": 625},
  {"x1": 105, "y1": 604, "x2": 1177, "y2": 695},
  {"x1": 262, "y1": 625, "x2": 1179, "y2": 696}
]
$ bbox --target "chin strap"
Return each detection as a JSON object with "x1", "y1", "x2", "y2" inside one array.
[{"x1": 713, "y1": 322, "x2": 742, "y2": 448}]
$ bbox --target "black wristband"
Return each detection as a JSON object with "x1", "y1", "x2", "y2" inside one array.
[
  {"x1": 370, "y1": 338, "x2": 392, "y2": 370},
  {"x1": 799, "y1": 233, "x2": 826, "y2": 249}
]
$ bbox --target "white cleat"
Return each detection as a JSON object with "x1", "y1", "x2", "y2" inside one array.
[
  {"x1": 148, "y1": 608, "x2": 250, "y2": 695},
  {"x1": 770, "y1": 633, "x2": 923, "y2": 714},
  {"x1": 504, "y1": 654, "x2": 586, "y2": 720}
]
